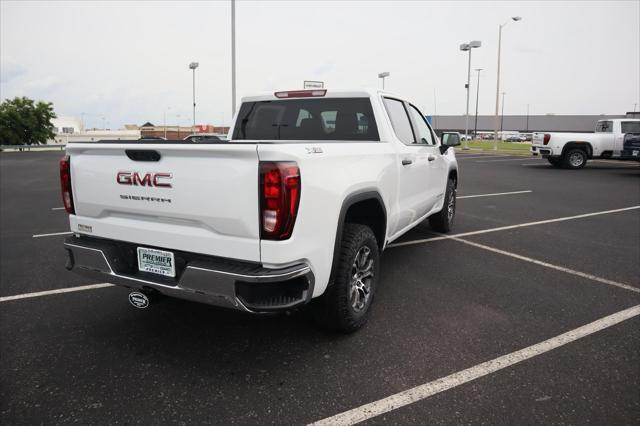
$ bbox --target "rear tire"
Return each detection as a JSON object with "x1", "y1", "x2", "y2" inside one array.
[
  {"x1": 429, "y1": 178, "x2": 456, "y2": 233},
  {"x1": 547, "y1": 157, "x2": 562, "y2": 167},
  {"x1": 312, "y1": 224, "x2": 379, "y2": 333},
  {"x1": 563, "y1": 148, "x2": 587, "y2": 169}
]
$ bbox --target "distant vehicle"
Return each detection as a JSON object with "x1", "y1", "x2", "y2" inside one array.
[
  {"x1": 620, "y1": 133, "x2": 640, "y2": 161},
  {"x1": 138, "y1": 136, "x2": 167, "y2": 141},
  {"x1": 531, "y1": 119, "x2": 640, "y2": 168},
  {"x1": 505, "y1": 134, "x2": 524, "y2": 142},
  {"x1": 183, "y1": 133, "x2": 227, "y2": 143}
]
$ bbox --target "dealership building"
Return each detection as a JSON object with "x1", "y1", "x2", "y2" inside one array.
[{"x1": 431, "y1": 112, "x2": 640, "y2": 134}]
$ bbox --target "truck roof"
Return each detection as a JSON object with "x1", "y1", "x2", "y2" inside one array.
[{"x1": 240, "y1": 88, "x2": 402, "y2": 103}]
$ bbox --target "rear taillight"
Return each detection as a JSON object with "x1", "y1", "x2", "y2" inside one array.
[
  {"x1": 260, "y1": 162, "x2": 300, "y2": 240},
  {"x1": 59, "y1": 155, "x2": 75, "y2": 214},
  {"x1": 543, "y1": 134, "x2": 551, "y2": 145}
]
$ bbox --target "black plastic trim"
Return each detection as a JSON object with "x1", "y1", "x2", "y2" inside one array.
[{"x1": 328, "y1": 190, "x2": 387, "y2": 286}]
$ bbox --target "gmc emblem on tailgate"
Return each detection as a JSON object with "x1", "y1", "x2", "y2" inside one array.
[{"x1": 117, "y1": 172, "x2": 172, "y2": 188}]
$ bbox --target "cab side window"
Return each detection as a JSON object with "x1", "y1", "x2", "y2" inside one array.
[
  {"x1": 407, "y1": 105, "x2": 436, "y2": 145},
  {"x1": 383, "y1": 97, "x2": 415, "y2": 145}
]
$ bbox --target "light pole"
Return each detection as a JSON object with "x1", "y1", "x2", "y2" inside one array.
[
  {"x1": 460, "y1": 40, "x2": 481, "y2": 149},
  {"x1": 378, "y1": 72, "x2": 390, "y2": 90},
  {"x1": 473, "y1": 68, "x2": 483, "y2": 139},
  {"x1": 163, "y1": 107, "x2": 172, "y2": 139},
  {"x1": 189, "y1": 62, "x2": 199, "y2": 134},
  {"x1": 500, "y1": 92, "x2": 506, "y2": 135},
  {"x1": 493, "y1": 16, "x2": 522, "y2": 150},
  {"x1": 231, "y1": 0, "x2": 236, "y2": 116}
]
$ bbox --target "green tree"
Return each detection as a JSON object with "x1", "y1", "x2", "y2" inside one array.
[{"x1": 0, "y1": 97, "x2": 57, "y2": 145}]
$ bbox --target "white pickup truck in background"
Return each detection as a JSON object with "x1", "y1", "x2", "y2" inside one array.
[
  {"x1": 60, "y1": 89, "x2": 460, "y2": 332},
  {"x1": 531, "y1": 118, "x2": 640, "y2": 168}
]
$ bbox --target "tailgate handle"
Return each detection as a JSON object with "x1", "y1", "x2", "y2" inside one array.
[{"x1": 126, "y1": 150, "x2": 161, "y2": 162}]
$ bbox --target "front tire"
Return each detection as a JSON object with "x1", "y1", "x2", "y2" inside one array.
[
  {"x1": 312, "y1": 224, "x2": 379, "y2": 333},
  {"x1": 429, "y1": 178, "x2": 456, "y2": 233},
  {"x1": 563, "y1": 149, "x2": 587, "y2": 169}
]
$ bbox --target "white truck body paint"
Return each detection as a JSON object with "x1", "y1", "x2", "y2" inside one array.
[{"x1": 64, "y1": 89, "x2": 458, "y2": 299}]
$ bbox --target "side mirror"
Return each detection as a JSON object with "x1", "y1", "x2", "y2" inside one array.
[{"x1": 439, "y1": 132, "x2": 461, "y2": 154}]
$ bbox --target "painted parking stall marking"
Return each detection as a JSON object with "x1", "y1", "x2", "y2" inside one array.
[
  {"x1": 389, "y1": 205, "x2": 640, "y2": 248},
  {"x1": 0, "y1": 283, "x2": 114, "y2": 303},
  {"x1": 476, "y1": 157, "x2": 540, "y2": 163},
  {"x1": 457, "y1": 190, "x2": 532, "y2": 200},
  {"x1": 310, "y1": 305, "x2": 640, "y2": 426},
  {"x1": 449, "y1": 236, "x2": 640, "y2": 294},
  {"x1": 32, "y1": 231, "x2": 73, "y2": 238}
]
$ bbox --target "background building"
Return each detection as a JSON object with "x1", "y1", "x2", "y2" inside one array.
[
  {"x1": 431, "y1": 112, "x2": 640, "y2": 135},
  {"x1": 49, "y1": 116, "x2": 140, "y2": 144}
]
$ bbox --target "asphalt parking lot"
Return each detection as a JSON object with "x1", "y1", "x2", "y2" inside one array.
[{"x1": 1, "y1": 150, "x2": 639, "y2": 425}]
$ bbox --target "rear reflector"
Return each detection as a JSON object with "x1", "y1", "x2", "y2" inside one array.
[
  {"x1": 543, "y1": 134, "x2": 551, "y2": 145},
  {"x1": 59, "y1": 155, "x2": 75, "y2": 214},
  {"x1": 260, "y1": 162, "x2": 300, "y2": 240},
  {"x1": 274, "y1": 90, "x2": 327, "y2": 99}
]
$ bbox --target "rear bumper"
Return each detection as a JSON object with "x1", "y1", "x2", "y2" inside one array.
[
  {"x1": 530, "y1": 145, "x2": 555, "y2": 157},
  {"x1": 64, "y1": 235, "x2": 314, "y2": 313}
]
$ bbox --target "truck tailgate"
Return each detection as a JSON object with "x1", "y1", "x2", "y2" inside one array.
[{"x1": 66, "y1": 143, "x2": 261, "y2": 262}]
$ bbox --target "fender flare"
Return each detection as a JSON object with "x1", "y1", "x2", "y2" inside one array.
[{"x1": 328, "y1": 190, "x2": 387, "y2": 286}]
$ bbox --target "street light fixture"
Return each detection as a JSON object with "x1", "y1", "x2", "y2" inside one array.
[
  {"x1": 189, "y1": 61, "x2": 199, "y2": 133},
  {"x1": 460, "y1": 40, "x2": 481, "y2": 149},
  {"x1": 378, "y1": 72, "x2": 390, "y2": 90},
  {"x1": 493, "y1": 16, "x2": 522, "y2": 149},
  {"x1": 473, "y1": 68, "x2": 483, "y2": 139}
]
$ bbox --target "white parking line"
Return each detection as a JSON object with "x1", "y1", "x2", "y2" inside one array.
[
  {"x1": 458, "y1": 190, "x2": 532, "y2": 199},
  {"x1": 310, "y1": 304, "x2": 640, "y2": 426},
  {"x1": 388, "y1": 205, "x2": 640, "y2": 248},
  {"x1": 476, "y1": 157, "x2": 538, "y2": 163},
  {"x1": 51, "y1": 207, "x2": 65, "y2": 211},
  {"x1": 449, "y1": 236, "x2": 640, "y2": 294},
  {"x1": 456, "y1": 155, "x2": 512, "y2": 160},
  {"x1": 0, "y1": 283, "x2": 114, "y2": 303},
  {"x1": 32, "y1": 231, "x2": 73, "y2": 238}
]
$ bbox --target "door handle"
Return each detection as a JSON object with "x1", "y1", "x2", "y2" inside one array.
[
  {"x1": 427, "y1": 154, "x2": 436, "y2": 162},
  {"x1": 402, "y1": 159, "x2": 413, "y2": 166}
]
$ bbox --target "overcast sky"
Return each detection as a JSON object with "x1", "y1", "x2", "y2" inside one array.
[{"x1": 1, "y1": 0, "x2": 638, "y2": 129}]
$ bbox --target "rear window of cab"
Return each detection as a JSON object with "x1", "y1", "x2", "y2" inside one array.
[{"x1": 232, "y1": 98, "x2": 379, "y2": 141}]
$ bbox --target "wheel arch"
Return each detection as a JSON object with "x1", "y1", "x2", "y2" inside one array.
[
  {"x1": 329, "y1": 190, "x2": 387, "y2": 285},
  {"x1": 562, "y1": 141, "x2": 593, "y2": 158},
  {"x1": 448, "y1": 168, "x2": 458, "y2": 187}
]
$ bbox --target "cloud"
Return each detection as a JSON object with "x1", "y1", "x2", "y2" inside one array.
[{"x1": 0, "y1": 56, "x2": 26, "y2": 83}]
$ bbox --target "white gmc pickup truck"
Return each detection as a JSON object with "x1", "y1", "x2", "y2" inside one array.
[
  {"x1": 61, "y1": 89, "x2": 460, "y2": 332},
  {"x1": 531, "y1": 118, "x2": 640, "y2": 168}
]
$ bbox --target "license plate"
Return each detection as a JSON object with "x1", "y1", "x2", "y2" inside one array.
[
  {"x1": 137, "y1": 247, "x2": 175, "y2": 277},
  {"x1": 633, "y1": 150, "x2": 639, "y2": 157}
]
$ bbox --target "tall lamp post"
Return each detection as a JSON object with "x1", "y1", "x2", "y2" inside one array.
[
  {"x1": 189, "y1": 62, "x2": 199, "y2": 134},
  {"x1": 460, "y1": 40, "x2": 481, "y2": 149},
  {"x1": 378, "y1": 72, "x2": 390, "y2": 90},
  {"x1": 473, "y1": 68, "x2": 483, "y2": 139},
  {"x1": 500, "y1": 92, "x2": 506, "y2": 134},
  {"x1": 493, "y1": 16, "x2": 522, "y2": 150}
]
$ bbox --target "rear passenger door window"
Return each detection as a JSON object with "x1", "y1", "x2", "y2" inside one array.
[
  {"x1": 383, "y1": 98, "x2": 415, "y2": 145},
  {"x1": 407, "y1": 104, "x2": 436, "y2": 146}
]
